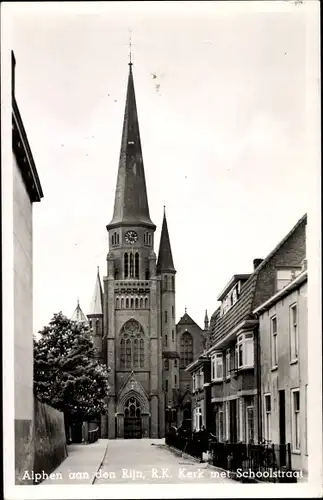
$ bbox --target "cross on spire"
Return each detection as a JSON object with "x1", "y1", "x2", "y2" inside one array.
[{"x1": 128, "y1": 28, "x2": 132, "y2": 66}]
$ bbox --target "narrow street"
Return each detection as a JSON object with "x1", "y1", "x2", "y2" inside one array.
[{"x1": 94, "y1": 439, "x2": 234, "y2": 484}]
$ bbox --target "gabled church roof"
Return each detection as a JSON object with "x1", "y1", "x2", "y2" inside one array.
[
  {"x1": 177, "y1": 310, "x2": 200, "y2": 328},
  {"x1": 157, "y1": 209, "x2": 175, "y2": 273},
  {"x1": 88, "y1": 267, "x2": 103, "y2": 316},
  {"x1": 71, "y1": 300, "x2": 88, "y2": 323},
  {"x1": 107, "y1": 62, "x2": 155, "y2": 231}
]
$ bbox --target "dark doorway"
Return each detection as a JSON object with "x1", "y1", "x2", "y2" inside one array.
[
  {"x1": 124, "y1": 397, "x2": 142, "y2": 439},
  {"x1": 183, "y1": 402, "x2": 192, "y2": 420},
  {"x1": 230, "y1": 399, "x2": 237, "y2": 443},
  {"x1": 279, "y1": 390, "x2": 286, "y2": 466}
]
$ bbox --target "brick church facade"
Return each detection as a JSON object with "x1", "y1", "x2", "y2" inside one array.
[{"x1": 72, "y1": 61, "x2": 207, "y2": 439}]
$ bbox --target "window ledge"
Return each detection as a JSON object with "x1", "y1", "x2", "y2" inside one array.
[
  {"x1": 271, "y1": 365, "x2": 278, "y2": 372},
  {"x1": 290, "y1": 359, "x2": 298, "y2": 365},
  {"x1": 291, "y1": 449, "x2": 301, "y2": 455},
  {"x1": 211, "y1": 379, "x2": 223, "y2": 384}
]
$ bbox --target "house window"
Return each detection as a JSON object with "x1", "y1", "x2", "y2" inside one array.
[
  {"x1": 180, "y1": 332, "x2": 193, "y2": 367},
  {"x1": 165, "y1": 311, "x2": 168, "y2": 323},
  {"x1": 291, "y1": 389, "x2": 300, "y2": 451},
  {"x1": 171, "y1": 276, "x2": 175, "y2": 290},
  {"x1": 164, "y1": 359, "x2": 169, "y2": 371},
  {"x1": 218, "y1": 407, "x2": 224, "y2": 442},
  {"x1": 165, "y1": 379, "x2": 168, "y2": 392},
  {"x1": 225, "y1": 401, "x2": 230, "y2": 441},
  {"x1": 211, "y1": 352, "x2": 223, "y2": 381},
  {"x1": 236, "y1": 333, "x2": 254, "y2": 369},
  {"x1": 172, "y1": 329, "x2": 175, "y2": 341},
  {"x1": 174, "y1": 374, "x2": 177, "y2": 386},
  {"x1": 226, "y1": 349, "x2": 231, "y2": 378},
  {"x1": 271, "y1": 316, "x2": 278, "y2": 368},
  {"x1": 165, "y1": 335, "x2": 168, "y2": 347},
  {"x1": 172, "y1": 306, "x2": 175, "y2": 319},
  {"x1": 246, "y1": 406, "x2": 254, "y2": 443},
  {"x1": 276, "y1": 268, "x2": 301, "y2": 291},
  {"x1": 200, "y1": 368, "x2": 204, "y2": 387},
  {"x1": 174, "y1": 359, "x2": 178, "y2": 367},
  {"x1": 290, "y1": 304, "x2": 298, "y2": 361},
  {"x1": 192, "y1": 373, "x2": 196, "y2": 391},
  {"x1": 194, "y1": 405, "x2": 203, "y2": 431},
  {"x1": 264, "y1": 394, "x2": 271, "y2": 442},
  {"x1": 237, "y1": 398, "x2": 244, "y2": 442}
]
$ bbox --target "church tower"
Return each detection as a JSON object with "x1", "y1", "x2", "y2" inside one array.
[
  {"x1": 88, "y1": 267, "x2": 104, "y2": 362},
  {"x1": 157, "y1": 209, "x2": 178, "y2": 426},
  {"x1": 103, "y1": 60, "x2": 164, "y2": 439}
]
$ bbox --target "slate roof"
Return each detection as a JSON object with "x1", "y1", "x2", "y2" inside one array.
[
  {"x1": 107, "y1": 62, "x2": 155, "y2": 230},
  {"x1": 88, "y1": 267, "x2": 103, "y2": 315},
  {"x1": 209, "y1": 213, "x2": 307, "y2": 345},
  {"x1": 157, "y1": 210, "x2": 176, "y2": 273},
  {"x1": 71, "y1": 300, "x2": 88, "y2": 323}
]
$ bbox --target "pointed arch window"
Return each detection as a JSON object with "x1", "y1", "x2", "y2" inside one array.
[
  {"x1": 120, "y1": 320, "x2": 145, "y2": 369},
  {"x1": 139, "y1": 297, "x2": 143, "y2": 308},
  {"x1": 145, "y1": 269, "x2": 150, "y2": 280},
  {"x1": 180, "y1": 332, "x2": 193, "y2": 368},
  {"x1": 135, "y1": 298, "x2": 139, "y2": 308},
  {"x1": 129, "y1": 253, "x2": 134, "y2": 278},
  {"x1": 116, "y1": 297, "x2": 120, "y2": 309},
  {"x1": 124, "y1": 253, "x2": 129, "y2": 279},
  {"x1": 145, "y1": 297, "x2": 148, "y2": 308},
  {"x1": 135, "y1": 252, "x2": 139, "y2": 279},
  {"x1": 121, "y1": 298, "x2": 124, "y2": 309},
  {"x1": 126, "y1": 298, "x2": 129, "y2": 309},
  {"x1": 130, "y1": 298, "x2": 134, "y2": 309}
]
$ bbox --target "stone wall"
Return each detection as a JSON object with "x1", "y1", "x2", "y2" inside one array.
[{"x1": 34, "y1": 398, "x2": 67, "y2": 483}]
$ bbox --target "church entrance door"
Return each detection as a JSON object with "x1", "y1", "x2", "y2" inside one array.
[{"x1": 124, "y1": 397, "x2": 142, "y2": 439}]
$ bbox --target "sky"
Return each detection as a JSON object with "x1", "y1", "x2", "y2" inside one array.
[{"x1": 6, "y1": 1, "x2": 318, "y2": 334}]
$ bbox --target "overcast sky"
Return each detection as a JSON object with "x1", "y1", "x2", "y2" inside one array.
[{"x1": 7, "y1": 1, "x2": 318, "y2": 334}]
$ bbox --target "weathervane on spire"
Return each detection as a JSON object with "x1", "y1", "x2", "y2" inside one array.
[{"x1": 128, "y1": 28, "x2": 133, "y2": 66}]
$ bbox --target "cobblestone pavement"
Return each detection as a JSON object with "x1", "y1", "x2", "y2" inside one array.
[{"x1": 94, "y1": 439, "x2": 235, "y2": 484}]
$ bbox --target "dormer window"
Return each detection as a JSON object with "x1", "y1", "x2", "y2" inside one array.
[{"x1": 276, "y1": 268, "x2": 301, "y2": 291}]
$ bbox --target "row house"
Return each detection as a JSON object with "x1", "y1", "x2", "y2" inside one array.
[
  {"x1": 254, "y1": 262, "x2": 308, "y2": 476},
  {"x1": 186, "y1": 214, "x2": 307, "y2": 462}
]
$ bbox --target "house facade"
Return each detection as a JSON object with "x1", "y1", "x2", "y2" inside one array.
[
  {"x1": 11, "y1": 52, "x2": 44, "y2": 483},
  {"x1": 186, "y1": 215, "x2": 307, "y2": 453},
  {"x1": 254, "y1": 266, "x2": 308, "y2": 476}
]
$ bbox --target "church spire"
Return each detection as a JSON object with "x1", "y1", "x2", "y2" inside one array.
[
  {"x1": 107, "y1": 61, "x2": 155, "y2": 231},
  {"x1": 88, "y1": 267, "x2": 103, "y2": 316},
  {"x1": 157, "y1": 209, "x2": 175, "y2": 273}
]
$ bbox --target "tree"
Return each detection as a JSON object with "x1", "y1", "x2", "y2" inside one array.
[{"x1": 34, "y1": 312, "x2": 110, "y2": 431}]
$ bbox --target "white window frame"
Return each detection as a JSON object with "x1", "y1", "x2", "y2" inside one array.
[
  {"x1": 290, "y1": 303, "x2": 298, "y2": 362},
  {"x1": 218, "y1": 408, "x2": 224, "y2": 442},
  {"x1": 246, "y1": 405, "x2": 255, "y2": 443},
  {"x1": 199, "y1": 368, "x2": 204, "y2": 387},
  {"x1": 291, "y1": 388, "x2": 300, "y2": 452},
  {"x1": 236, "y1": 333, "x2": 254, "y2": 369},
  {"x1": 264, "y1": 393, "x2": 272, "y2": 442},
  {"x1": 276, "y1": 268, "x2": 302, "y2": 291},
  {"x1": 226, "y1": 349, "x2": 231, "y2": 379},
  {"x1": 194, "y1": 405, "x2": 202, "y2": 431},
  {"x1": 192, "y1": 373, "x2": 196, "y2": 392},
  {"x1": 271, "y1": 316, "x2": 278, "y2": 369},
  {"x1": 237, "y1": 398, "x2": 244, "y2": 442},
  {"x1": 225, "y1": 401, "x2": 230, "y2": 441},
  {"x1": 211, "y1": 352, "x2": 223, "y2": 381}
]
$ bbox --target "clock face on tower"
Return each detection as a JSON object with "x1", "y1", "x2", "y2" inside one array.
[{"x1": 125, "y1": 230, "x2": 138, "y2": 244}]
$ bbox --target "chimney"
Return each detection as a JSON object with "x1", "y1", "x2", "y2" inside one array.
[
  {"x1": 253, "y1": 258, "x2": 263, "y2": 270},
  {"x1": 11, "y1": 51, "x2": 16, "y2": 95}
]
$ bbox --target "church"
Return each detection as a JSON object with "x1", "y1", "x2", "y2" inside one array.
[{"x1": 72, "y1": 59, "x2": 208, "y2": 439}]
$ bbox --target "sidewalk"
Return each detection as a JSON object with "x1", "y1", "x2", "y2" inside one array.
[{"x1": 42, "y1": 439, "x2": 108, "y2": 485}]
